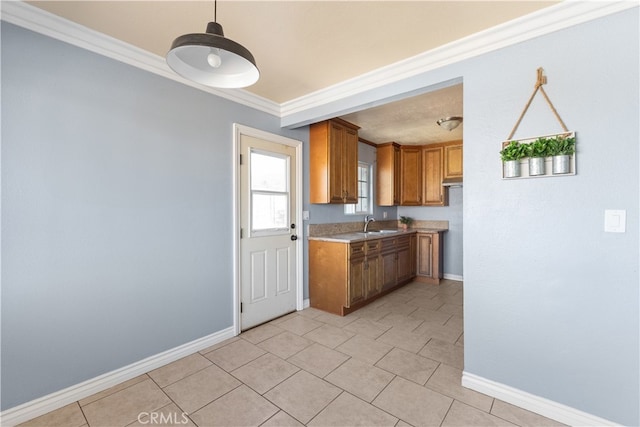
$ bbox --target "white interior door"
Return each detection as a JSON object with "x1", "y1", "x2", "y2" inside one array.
[{"x1": 239, "y1": 132, "x2": 299, "y2": 330}]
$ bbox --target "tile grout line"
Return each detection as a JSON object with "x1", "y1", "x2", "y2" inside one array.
[
  {"x1": 144, "y1": 375, "x2": 200, "y2": 427},
  {"x1": 438, "y1": 398, "x2": 456, "y2": 427},
  {"x1": 76, "y1": 401, "x2": 90, "y2": 427}
]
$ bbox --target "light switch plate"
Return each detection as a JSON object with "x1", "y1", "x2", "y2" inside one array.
[
  {"x1": 303, "y1": 210, "x2": 310, "y2": 221},
  {"x1": 604, "y1": 209, "x2": 626, "y2": 233}
]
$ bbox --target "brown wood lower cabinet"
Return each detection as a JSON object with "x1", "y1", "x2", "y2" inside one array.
[{"x1": 309, "y1": 234, "x2": 416, "y2": 316}]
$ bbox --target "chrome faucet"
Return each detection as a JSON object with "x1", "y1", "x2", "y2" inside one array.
[{"x1": 363, "y1": 215, "x2": 376, "y2": 233}]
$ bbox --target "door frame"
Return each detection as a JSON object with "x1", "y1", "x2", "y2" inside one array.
[{"x1": 232, "y1": 123, "x2": 304, "y2": 335}]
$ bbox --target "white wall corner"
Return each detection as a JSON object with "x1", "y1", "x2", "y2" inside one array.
[
  {"x1": 461, "y1": 371, "x2": 619, "y2": 426},
  {"x1": 0, "y1": 327, "x2": 236, "y2": 427}
]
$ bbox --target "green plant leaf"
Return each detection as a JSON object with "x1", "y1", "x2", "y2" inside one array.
[{"x1": 500, "y1": 141, "x2": 528, "y2": 161}]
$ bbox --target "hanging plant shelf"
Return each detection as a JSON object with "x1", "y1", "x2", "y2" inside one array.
[
  {"x1": 501, "y1": 132, "x2": 576, "y2": 179},
  {"x1": 500, "y1": 68, "x2": 577, "y2": 180}
]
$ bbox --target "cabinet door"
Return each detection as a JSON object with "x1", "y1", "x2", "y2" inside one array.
[
  {"x1": 380, "y1": 251, "x2": 397, "y2": 291},
  {"x1": 376, "y1": 143, "x2": 400, "y2": 206},
  {"x1": 409, "y1": 234, "x2": 417, "y2": 276},
  {"x1": 328, "y1": 121, "x2": 346, "y2": 203},
  {"x1": 365, "y1": 255, "x2": 381, "y2": 298},
  {"x1": 417, "y1": 234, "x2": 433, "y2": 278},
  {"x1": 422, "y1": 146, "x2": 447, "y2": 206},
  {"x1": 311, "y1": 119, "x2": 358, "y2": 205},
  {"x1": 396, "y1": 237, "x2": 412, "y2": 282},
  {"x1": 348, "y1": 256, "x2": 366, "y2": 306},
  {"x1": 393, "y1": 145, "x2": 401, "y2": 205},
  {"x1": 400, "y1": 147, "x2": 422, "y2": 205},
  {"x1": 343, "y1": 126, "x2": 359, "y2": 204},
  {"x1": 444, "y1": 143, "x2": 463, "y2": 179}
]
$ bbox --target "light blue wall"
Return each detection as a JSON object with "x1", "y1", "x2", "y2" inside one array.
[
  {"x1": 290, "y1": 8, "x2": 639, "y2": 425},
  {"x1": 462, "y1": 10, "x2": 639, "y2": 424},
  {"x1": 0, "y1": 23, "x2": 307, "y2": 410}
]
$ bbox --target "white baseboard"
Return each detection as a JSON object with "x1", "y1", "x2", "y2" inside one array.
[
  {"x1": 1, "y1": 327, "x2": 236, "y2": 427},
  {"x1": 443, "y1": 273, "x2": 464, "y2": 281},
  {"x1": 461, "y1": 371, "x2": 618, "y2": 426},
  {"x1": 303, "y1": 298, "x2": 310, "y2": 309}
]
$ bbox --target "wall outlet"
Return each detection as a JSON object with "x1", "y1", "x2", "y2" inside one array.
[{"x1": 383, "y1": 211, "x2": 388, "y2": 219}]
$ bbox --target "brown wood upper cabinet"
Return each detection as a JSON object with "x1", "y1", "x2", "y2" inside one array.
[
  {"x1": 400, "y1": 146, "x2": 423, "y2": 205},
  {"x1": 310, "y1": 118, "x2": 359, "y2": 204},
  {"x1": 376, "y1": 142, "x2": 401, "y2": 206},
  {"x1": 422, "y1": 146, "x2": 447, "y2": 206},
  {"x1": 443, "y1": 140, "x2": 463, "y2": 180},
  {"x1": 379, "y1": 140, "x2": 462, "y2": 206}
]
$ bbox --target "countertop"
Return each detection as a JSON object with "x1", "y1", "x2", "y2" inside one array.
[{"x1": 308, "y1": 228, "x2": 446, "y2": 243}]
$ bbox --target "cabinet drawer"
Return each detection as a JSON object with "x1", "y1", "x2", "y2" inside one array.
[
  {"x1": 350, "y1": 242, "x2": 365, "y2": 257},
  {"x1": 380, "y1": 237, "x2": 396, "y2": 252},
  {"x1": 365, "y1": 240, "x2": 380, "y2": 254},
  {"x1": 396, "y1": 235, "x2": 411, "y2": 248}
]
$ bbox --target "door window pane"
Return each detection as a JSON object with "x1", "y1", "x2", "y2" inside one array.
[
  {"x1": 252, "y1": 193, "x2": 288, "y2": 230},
  {"x1": 250, "y1": 150, "x2": 290, "y2": 233},
  {"x1": 251, "y1": 152, "x2": 287, "y2": 192}
]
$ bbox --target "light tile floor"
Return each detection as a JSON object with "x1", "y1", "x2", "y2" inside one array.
[{"x1": 19, "y1": 280, "x2": 565, "y2": 427}]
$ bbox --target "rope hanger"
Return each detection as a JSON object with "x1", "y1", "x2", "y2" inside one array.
[{"x1": 507, "y1": 67, "x2": 569, "y2": 141}]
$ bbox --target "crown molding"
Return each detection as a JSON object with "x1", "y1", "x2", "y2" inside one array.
[
  {"x1": 280, "y1": 1, "x2": 639, "y2": 121},
  {"x1": 2, "y1": 1, "x2": 637, "y2": 124},
  {"x1": 0, "y1": 0, "x2": 281, "y2": 117}
]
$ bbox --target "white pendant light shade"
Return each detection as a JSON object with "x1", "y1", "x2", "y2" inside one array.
[{"x1": 167, "y1": 22, "x2": 259, "y2": 89}]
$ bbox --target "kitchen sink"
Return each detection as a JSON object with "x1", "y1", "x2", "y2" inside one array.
[{"x1": 355, "y1": 229, "x2": 399, "y2": 236}]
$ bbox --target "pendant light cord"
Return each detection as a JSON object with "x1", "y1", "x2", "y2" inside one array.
[{"x1": 213, "y1": 0, "x2": 217, "y2": 22}]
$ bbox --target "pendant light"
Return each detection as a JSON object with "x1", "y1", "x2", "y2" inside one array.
[{"x1": 166, "y1": 0, "x2": 259, "y2": 88}]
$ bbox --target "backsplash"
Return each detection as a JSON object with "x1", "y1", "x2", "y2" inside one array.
[
  {"x1": 308, "y1": 220, "x2": 448, "y2": 236},
  {"x1": 412, "y1": 220, "x2": 449, "y2": 230}
]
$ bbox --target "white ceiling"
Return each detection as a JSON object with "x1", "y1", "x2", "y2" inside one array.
[{"x1": 26, "y1": 1, "x2": 558, "y2": 144}]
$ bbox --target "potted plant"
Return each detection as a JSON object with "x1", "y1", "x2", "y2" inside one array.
[
  {"x1": 399, "y1": 216, "x2": 413, "y2": 231},
  {"x1": 500, "y1": 141, "x2": 528, "y2": 178},
  {"x1": 526, "y1": 137, "x2": 550, "y2": 176},
  {"x1": 547, "y1": 134, "x2": 576, "y2": 174}
]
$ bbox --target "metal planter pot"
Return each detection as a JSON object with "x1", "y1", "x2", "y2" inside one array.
[
  {"x1": 553, "y1": 155, "x2": 571, "y2": 174},
  {"x1": 503, "y1": 160, "x2": 521, "y2": 178},
  {"x1": 528, "y1": 157, "x2": 546, "y2": 176}
]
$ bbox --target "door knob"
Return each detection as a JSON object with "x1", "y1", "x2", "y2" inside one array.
[{"x1": 291, "y1": 235, "x2": 298, "y2": 241}]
